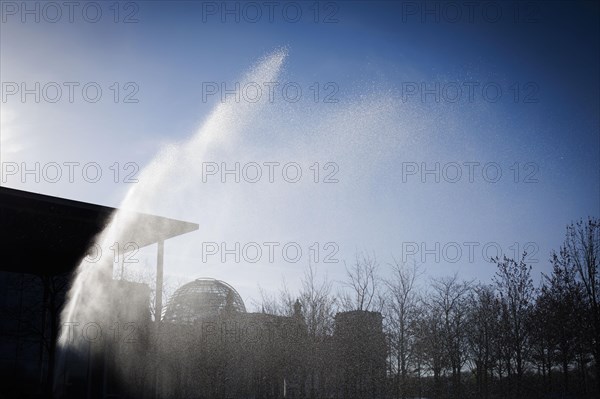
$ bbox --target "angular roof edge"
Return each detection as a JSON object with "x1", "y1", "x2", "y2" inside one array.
[{"x1": 0, "y1": 186, "x2": 199, "y2": 274}]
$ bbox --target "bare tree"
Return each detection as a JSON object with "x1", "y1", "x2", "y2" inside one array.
[
  {"x1": 533, "y1": 249, "x2": 585, "y2": 397},
  {"x1": 121, "y1": 265, "x2": 184, "y2": 321},
  {"x1": 466, "y1": 284, "x2": 501, "y2": 399},
  {"x1": 297, "y1": 263, "x2": 337, "y2": 399},
  {"x1": 254, "y1": 263, "x2": 337, "y2": 398},
  {"x1": 340, "y1": 251, "x2": 384, "y2": 312},
  {"x1": 493, "y1": 254, "x2": 535, "y2": 399},
  {"x1": 255, "y1": 278, "x2": 297, "y2": 316},
  {"x1": 413, "y1": 297, "x2": 447, "y2": 399},
  {"x1": 429, "y1": 273, "x2": 472, "y2": 399},
  {"x1": 299, "y1": 263, "x2": 337, "y2": 338},
  {"x1": 564, "y1": 217, "x2": 600, "y2": 393},
  {"x1": 384, "y1": 259, "x2": 422, "y2": 399}
]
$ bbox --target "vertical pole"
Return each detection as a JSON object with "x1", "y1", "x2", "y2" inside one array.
[
  {"x1": 86, "y1": 341, "x2": 92, "y2": 399},
  {"x1": 155, "y1": 240, "x2": 164, "y2": 323},
  {"x1": 154, "y1": 240, "x2": 164, "y2": 399}
]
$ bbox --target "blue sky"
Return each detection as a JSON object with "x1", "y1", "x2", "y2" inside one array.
[{"x1": 1, "y1": 1, "x2": 598, "y2": 304}]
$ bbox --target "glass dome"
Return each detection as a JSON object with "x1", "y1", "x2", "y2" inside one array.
[{"x1": 163, "y1": 278, "x2": 246, "y2": 324}]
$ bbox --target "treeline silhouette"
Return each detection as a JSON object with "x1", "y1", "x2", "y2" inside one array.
[{"x1": 256, "y1": 218, "x2": 599, "y2": 399}]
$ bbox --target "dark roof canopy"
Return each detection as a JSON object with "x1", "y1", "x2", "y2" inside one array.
[{"x1": 0, "y1": 186, "x2": 198, "y2": 275}]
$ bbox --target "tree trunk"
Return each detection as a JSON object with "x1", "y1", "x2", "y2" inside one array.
[{"x1": 562, "y1": 353, "x2": 569, "y2": 395}]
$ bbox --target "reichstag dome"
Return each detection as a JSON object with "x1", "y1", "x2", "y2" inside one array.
[{"x1": 163, "y1": 277, "x2": 246, "y2": 324}]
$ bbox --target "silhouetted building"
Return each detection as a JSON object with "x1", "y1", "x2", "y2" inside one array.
[
  {"x1": 156, "y1": 278, "x2": 306, "y2": 398},
  {"x1": 150, "y1": 278, "x2": 387, "y2": 399},
  {"x1": 1, "y1": 187, "x2": 388, "y2": 399},
  {"x1": 334, "y1": 311, "x2": 387, "y2": 399},
  {"x1": 0, "y1": 187, "x2": 198, "y2": 399}
]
